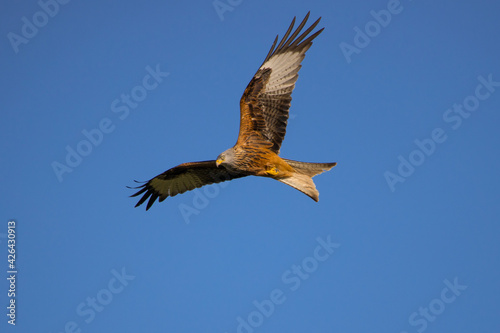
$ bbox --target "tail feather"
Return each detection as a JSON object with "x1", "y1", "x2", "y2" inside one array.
[
  {"x1": 278, "y1": 159, "x2": 336, "y2": 201},
  {"x1": 278, "y1": 173, "x2": 320, "y2": 201},
  {"x1": 283, "y1": 159, "x2": 337, "y2": 177}
]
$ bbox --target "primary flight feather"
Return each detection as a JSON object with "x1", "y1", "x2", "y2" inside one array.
[{"x1": 130, "y1": 12, "x2": 336, "y2": 210}]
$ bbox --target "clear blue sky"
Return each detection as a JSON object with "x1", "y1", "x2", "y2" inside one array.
[{"x1": 1, "y1": 0, "x2": 499, "y2": 332}]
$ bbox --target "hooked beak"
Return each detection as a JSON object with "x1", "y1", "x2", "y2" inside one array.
[{"x1": 216, "y1": 159, "x2": 222, "y2": 167}]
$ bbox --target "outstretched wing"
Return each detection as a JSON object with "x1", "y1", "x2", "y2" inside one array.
[
  {"x1": 237, "y1": 12, "x2": 324, "y2": 153},
  {"x1": 130, "y1": 161, "x2": 246, "y2": 210}
]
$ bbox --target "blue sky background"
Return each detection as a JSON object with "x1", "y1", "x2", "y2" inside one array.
[{"x1": 1, "y1": 0, "x2": 499, "y2": 332}]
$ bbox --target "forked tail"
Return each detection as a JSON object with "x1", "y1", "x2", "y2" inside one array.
[{"x1": 278, "y1": 159, "x2": 336, "y2": 201}]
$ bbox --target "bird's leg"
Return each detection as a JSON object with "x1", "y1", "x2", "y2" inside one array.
[{"x1": 266, "y1": 166, "x2": 279, "y2": 176}]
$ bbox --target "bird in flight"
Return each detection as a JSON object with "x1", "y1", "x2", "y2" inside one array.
[{"x1": 130, "y1": 12, "x2": 336, "y2": 210}]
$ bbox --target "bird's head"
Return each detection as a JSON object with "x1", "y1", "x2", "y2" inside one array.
[{"x1": 216, "y1": 148, "x2": 236, "y2": 168}]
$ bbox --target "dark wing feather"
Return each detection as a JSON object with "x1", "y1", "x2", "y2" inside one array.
[
  {"x1": 237, "y1": 12, "x2": 324, "y2": 153},
  {"x1": 129, "y1": 161, "x2": 246, "y2": 210}
]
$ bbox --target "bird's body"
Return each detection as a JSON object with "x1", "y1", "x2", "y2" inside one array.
[
  {"x1": 131, "y1": 12, "x2": 337, "y2": 210},
  {"x1": 219, "y1": 141, "x2": 295, "y2": 179}
]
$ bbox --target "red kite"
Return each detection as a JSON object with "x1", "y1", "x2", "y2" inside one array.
[{"x1": 131, "y1": 12, "x2": 336, "y2": 210}]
